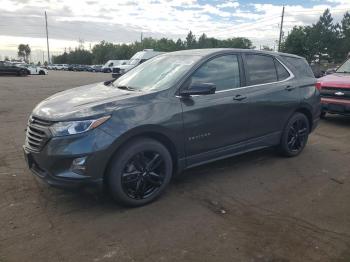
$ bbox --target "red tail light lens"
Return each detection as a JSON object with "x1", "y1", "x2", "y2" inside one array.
[{"x1": 315, "y1": 82, "x2": 322, "y2": 90}]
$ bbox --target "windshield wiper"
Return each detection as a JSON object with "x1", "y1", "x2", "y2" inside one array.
[
  {"x1": 336, "y1": 71, "x2": 350, "y2": 73},
  {"x1": 116, "y1": 85, "x2": 135, "y2": 91}
]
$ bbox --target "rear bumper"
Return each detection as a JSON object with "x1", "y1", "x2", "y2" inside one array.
[{"x1": 321, "y1": 98, "x2": 350, "y2": 115}]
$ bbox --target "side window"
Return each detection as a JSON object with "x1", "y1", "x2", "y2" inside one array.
[
  {"x1": 189, "y1": 55, "x2": 240, "y2": 92},
  {"x1": 245, "y1": 54, "x2": 277, "y2": 85},
  {"x1": 109, "y1": 63, "x2": 113, "y2": 67},
  {"x1": 274, "y1": 59, "x2": 290, "y2": 80}
]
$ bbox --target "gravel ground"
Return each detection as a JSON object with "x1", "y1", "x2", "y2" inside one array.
[{"x1": 0, "y1": 71, "x2": 349, "y2": 262}]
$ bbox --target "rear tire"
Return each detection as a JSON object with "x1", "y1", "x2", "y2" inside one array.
[
  {"x1": 107, "y1": 138, "x2": 173, "y2": 207},
  {"x1": 39, "y1": 70, "x2": 45, "y2": 75},
  {"x1": 279, "y1": 112, "x2": 310, "y2": 157}
]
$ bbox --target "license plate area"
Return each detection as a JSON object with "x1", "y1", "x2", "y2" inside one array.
[{"x1": 328, "y1": 104, "x2": 345, "y2": 112}]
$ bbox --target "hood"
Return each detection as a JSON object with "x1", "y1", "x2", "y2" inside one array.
[
  {"x1": 318, "y1": 73, "x2": 350, "y2": 88},
  {"x1": 32, "y1": 82, "x2": 144, "y2": 121}
]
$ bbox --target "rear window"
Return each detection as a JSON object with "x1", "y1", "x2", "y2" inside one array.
[
  {"x1": 281, "y1": 56, "x2": 314, "y2": 78},
  {"x1": 245, "y1": 54, "x2": 277, "y2": 85}
]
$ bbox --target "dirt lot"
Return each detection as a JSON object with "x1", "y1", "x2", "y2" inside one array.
[{"x1": 0, "y1": 71, "x2": 349, "y2": 262}]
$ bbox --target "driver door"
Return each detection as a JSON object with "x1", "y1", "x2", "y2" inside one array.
[{"x1": 179, "y1": 54, "x2": 251, "y2": 166}]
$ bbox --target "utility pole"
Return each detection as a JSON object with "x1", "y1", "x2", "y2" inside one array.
[
  {"x1": 45, "y1": 11, "x2": 50, "y2": 64},
  {"x1": 278, "y1": 5, "x2": 285, "y2": 52}
]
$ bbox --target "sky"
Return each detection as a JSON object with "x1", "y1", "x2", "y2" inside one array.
[{"x1": 0, "y1": 0, "x2": 349, "y2": 62}]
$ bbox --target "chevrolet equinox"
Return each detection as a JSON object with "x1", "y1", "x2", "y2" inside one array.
[{"x1": 23, "y1": 49, "x2": 320, "y2": 206}]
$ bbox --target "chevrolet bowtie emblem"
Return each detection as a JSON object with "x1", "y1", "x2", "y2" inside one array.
[{"x1": 335, "y1": 92, "x2": 345, "y2": 96}]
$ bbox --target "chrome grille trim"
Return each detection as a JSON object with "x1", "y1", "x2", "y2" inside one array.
[{"x1": 25, "y1": 116, "x2": 53, "y2": 152}]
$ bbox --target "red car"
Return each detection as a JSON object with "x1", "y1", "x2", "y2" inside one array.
[{"x1": 317, "y1": 58, "x2": 350, "y2": 117}]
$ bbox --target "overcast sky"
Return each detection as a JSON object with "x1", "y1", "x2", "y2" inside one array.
[{"x1": 0, "y1": 0, "x2": 349, "y2": 62}]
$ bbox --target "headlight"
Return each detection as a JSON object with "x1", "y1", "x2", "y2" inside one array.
[{"x1": 49, "y1": 115, "x2": 110, "y2": 137}]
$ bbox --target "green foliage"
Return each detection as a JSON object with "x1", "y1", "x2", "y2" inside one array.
[
  {"x1": 17, "y1": 44, "x2": 31, "y2": 62},
  {"x1": 282, "y1": 9, "x2": 349, "y2": 63},
  {"x1": 52, "y1": 31, "x2": 253, "y2": 65}
]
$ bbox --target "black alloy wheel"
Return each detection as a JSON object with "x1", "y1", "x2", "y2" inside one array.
[
  {"x1": 108, "y1": 138, "x2": 173, "y2": 206},
  {"x1": 280, "y1": 112, "x2": 310, "y2": 157},
  {"x1": 121, "y1": 151, "x2": 165, "y2": 200},
  {"x1": 287, "y1": 118, "x2": 308, "y2": 153}
]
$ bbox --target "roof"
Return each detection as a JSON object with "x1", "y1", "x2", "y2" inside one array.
[{"x1": 166, "y1": 48, "x2": 303, "y2": 59}]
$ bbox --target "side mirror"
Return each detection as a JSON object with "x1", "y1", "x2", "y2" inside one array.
[{"x1": 180, "y1": 82, "x2": 216, "y2": 97}]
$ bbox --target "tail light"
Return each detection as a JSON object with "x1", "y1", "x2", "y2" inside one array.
[{"x1": 315, "y1": 82, "x2": 322, "y2": 90}]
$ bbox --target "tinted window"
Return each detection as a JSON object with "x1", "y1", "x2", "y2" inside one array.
[
  {"x1": 246, "y1": 54, "x2": 277, "y2": 85},
  {"x1": 275, "y1": 59, "x2": 290, "y2": 80},
  {"x1": 190, "y1": 55, "x2": 240, "y2": 91},
  {"x1": 281, "y1": 56, "x2": 314, "y2": 78}
]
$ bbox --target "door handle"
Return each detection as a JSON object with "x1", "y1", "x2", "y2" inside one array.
[
  {"x1": 233, "y1": 94, "x2": 247, "y2": 101},
  {"x1": 285, "y1": 85, "x2": 296, "y2": 91}
]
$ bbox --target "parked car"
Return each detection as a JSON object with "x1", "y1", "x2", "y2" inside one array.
[
  {"x1": 68, "y1": 64, "x2": 77, "y2": 71},
  {"x1": 52, "y1": 64, "x2": 67, "y2": 70},
  {"x1": 102, "y1": 60, "x2": 128, "y2": 73},
  {"x1": 317, "y1": 58, "x2": 350, "y2": 117},
  {"x1": 112, "y1": 49, "x2": 165, "y2": 78},
  {"x1": 23, "y1": 64, "x2": 48, "y2": 75},
  {"x1": 23, "y1": 49, "x2": 320, "y2": 206},
  {"x1": 91, "y1": 65, "x2": 103, "y2": 72},
  {"x1": 0, "y1": 61, "x2": 30, "y2": 76}
]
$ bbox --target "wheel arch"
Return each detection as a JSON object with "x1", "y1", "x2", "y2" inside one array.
[
  {"x1": 295, "y1": 106, "x2": 313, "y2": 132},
  {"x1": 103, "y1": 128, "x2": 182, "y2": 184}
]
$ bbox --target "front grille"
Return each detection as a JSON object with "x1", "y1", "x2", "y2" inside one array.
[
  {"x1": 25, "y1": 116, "x2": 52, "y2": 152},
  {"x1": 321, "y1": 87, "x2": 350, "y2": 100}
]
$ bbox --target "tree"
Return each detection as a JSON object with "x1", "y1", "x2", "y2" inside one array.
[
  {"x1": 282, "y1": 9, "x2": 349, "y2": 63},
  {"x1": 281, "y1": 26, "x2": 309, "y2": 60},
  {"x1": 186, "y1": 31, "x2": 196, "y2": 48},
  {"x1": 17, "y1": 44, "x2": 31, "y2": 62},
  {"x1": 52, "y1": 31, "x2": 253, "y2": 64}
]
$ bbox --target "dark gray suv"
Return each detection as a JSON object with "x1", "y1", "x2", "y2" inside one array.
[{"x1": 23, "y1": 49, "x2": 320, "y2": 206}]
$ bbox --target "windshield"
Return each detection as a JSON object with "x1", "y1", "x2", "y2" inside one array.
[
  {"x1": 112, "y1": 54, "x2": 201, "y2": 92},
  {"x1": 336, "y1": 59, "x2": 350, "y2": 73}
]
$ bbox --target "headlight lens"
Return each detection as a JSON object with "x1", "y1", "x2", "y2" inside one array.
[{"x1": 49, "y1": 115, "x2": 110, "y2": 137}]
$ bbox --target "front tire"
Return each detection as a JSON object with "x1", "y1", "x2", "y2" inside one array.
[
  {"x1": 279, "y1": 112, "x2": 310, "y2": 157},
  {"x1": 107, "y1": 138, "x2": 173, "y2": 206}
]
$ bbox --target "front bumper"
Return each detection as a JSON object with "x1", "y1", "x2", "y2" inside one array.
[
  {"x1": 321, "y1": 98, "x2": 350, "y2": 115},
  {"x1": 23, "y1": 127, "x2": 116, "y2": 189}
]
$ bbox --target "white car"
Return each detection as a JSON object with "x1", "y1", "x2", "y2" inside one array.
[
  {"x1": 102, "y1": 60, "x2": 128, "y2": 73},
  {"x1": 23, "y1": 64, "x2": 48, "y2": 75},
  {"x1": 53, "y1": 64, "x2": 68, "y2": 70},
  {"x1": 112, "y1": 49, "x2": 165, "y2": 78}
]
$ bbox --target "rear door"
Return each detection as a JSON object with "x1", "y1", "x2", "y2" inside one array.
[
  {"x1": 180, "y1": 54, "x2": 251, "y2": 164},
  {"x1": 242, "y1": 53, "x2": 300, "y2": 143}
]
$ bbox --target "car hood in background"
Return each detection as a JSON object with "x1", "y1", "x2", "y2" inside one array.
[
  {"x1": 318, "y1": 73, "x2": 350, "y2": 88},
  {"x1": 32, "y1": 82, "x2": 145, "y2": 121}
]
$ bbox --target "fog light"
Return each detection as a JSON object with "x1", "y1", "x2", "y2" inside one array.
[{"x1": 71, "y1": 157, "x2": 87, "y2": 174}]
